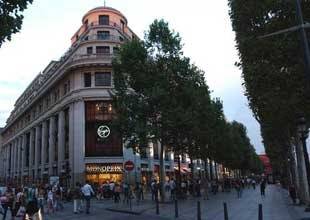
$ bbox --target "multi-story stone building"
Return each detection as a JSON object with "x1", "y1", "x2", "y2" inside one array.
[{"x1": 0, "y1": 6, "x2": 180, "y2": 187}]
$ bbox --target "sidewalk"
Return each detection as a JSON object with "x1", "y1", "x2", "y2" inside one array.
[{"x1": 44, "y1": 185, "x2": 310, "y2": 220}]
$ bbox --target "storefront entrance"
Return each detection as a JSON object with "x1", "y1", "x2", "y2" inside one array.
[{"x1": 85, "y1": 163, "x2": 123, "y2": 184}]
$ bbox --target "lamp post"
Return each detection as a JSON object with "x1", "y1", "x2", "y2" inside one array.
[{"x1": 298, "y1": 117, "x2": 310, "y2": 211}]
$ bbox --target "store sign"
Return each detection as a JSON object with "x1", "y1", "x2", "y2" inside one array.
[
  {"x1": 97, "y1": 125, "x2": 110, "y2": 138},
  {"x1": 86, "y1": 164, "x2": 123, "y2": 173}
]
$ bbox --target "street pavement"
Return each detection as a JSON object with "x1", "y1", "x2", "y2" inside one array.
[{"x1": 42, "y1": 185, "x2": 310, "y2": 220}]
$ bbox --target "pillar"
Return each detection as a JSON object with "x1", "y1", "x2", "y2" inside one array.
[
  {"x1": 58, "y1": 110, "x2": 65, "y2": 175},
  {"x1": 35, "y1": 126, "x2": 41, "y2": 179},
  {"x1": 49, "y1": 116, "x2": 56, "y2": 175},
  {"x1": 41, "y1": 121, "x2": 47, "y2": 177},
  {"x1": 29, "y1": 129, "x2": 34, "y2": 181},
  {"x1": 72, "y1": 101, "x2": 85, "y2": 184},
  {"x1": 68, "y1": 105, "x2": 74, "y2": 186},
  {"x1": 17, "y1": 137, "x2": 21, "y2": 179},
  {"x1": 21, "y1": 134, "x2": 26, "y2": 183}
]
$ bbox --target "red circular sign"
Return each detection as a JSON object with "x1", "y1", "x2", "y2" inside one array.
[{"x1": 124, "y1": 161, "x2": 135, "y2": 172}]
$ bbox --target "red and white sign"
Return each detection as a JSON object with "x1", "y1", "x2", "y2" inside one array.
[{"x1": 124, "y1": 160, "x2": 135, "y2": 172}]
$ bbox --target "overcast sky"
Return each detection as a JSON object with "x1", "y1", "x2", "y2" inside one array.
[{"x1": 0, "y1": 0, "x2": 265, "y2": 153}]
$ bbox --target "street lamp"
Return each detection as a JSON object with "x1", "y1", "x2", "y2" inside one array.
[{"x1": 298, "y1": 116, "x2": 310, "y2": 211}]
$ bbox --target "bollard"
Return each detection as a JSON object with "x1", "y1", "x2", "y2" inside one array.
[
  {"x1": 197, "y1": 201, "x2": 201, "y2": 220},
  {"x1": 175, "y1": 199, "x2": 179, "y2": 218},
  {"x1": 258, "y1": 204, "x2": 263, "y2": 220},
  {"x1": 156, "y1": 197, "x2": 159, "y2": 215},
  {"x1": 223, "y1": 202, "x2": 228, "y2": 220}
]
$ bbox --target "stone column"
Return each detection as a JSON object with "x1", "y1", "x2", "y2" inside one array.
[
  {"x1": 49, "y1": 116, "x2": 56, "y2": 175},
  {"x1": 58, "y1": 111, "x2": 65, "y2": 175},
  {"x1": 68, "y1": 105, "x2": 74, "y2": 186},
  {"x1": 17, "y1": 137, "x2": 21, "y2": 178},
  {"x1": 12, "y1": 141, "x2": 16, "y2": 178},
  {"x1": 10, "y1": 143, "x2": 14, "y2": 177},
  {"x1": 41, "y1": 121, "x2": 47, "y2": 176},
  {"x1": 21, "y1": 134, "x2": 26, "y2": 182},
  {"x1": 29, "y1": 129, "x2": 34, "y2": 180},
  {"x1": 72, "y1": 101, "x2": 85, "y2": 185},
  {"x1": 35, "y1": 126, "x2": 41, "y2": 179}
]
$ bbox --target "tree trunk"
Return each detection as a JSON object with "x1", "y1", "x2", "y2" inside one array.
[
  {"x1": 177, "y1": 154, "x2": 182, "y2": 196},
  {"x1": 214, "y1": 162, "x2": 218, "y2": 180},
  {"x1": 209, "y1": 160, "x2": 213, "y2": 181},
  {"x1": 204, "y1": 159, "x2": 208, "y2": 180},
  {"x1": 190, "y1": 157, "x2": 194, "y2": 180},
  {"x1": 159, "y1": 142, "x2": 166, "y2": 202},
  {"x1": 295, "y1": 138, "x2": 309, "y2": 203}
]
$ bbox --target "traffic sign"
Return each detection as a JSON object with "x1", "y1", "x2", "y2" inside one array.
[{"x1": 124, "y1": 160, "x2": 135, "y2": 172}]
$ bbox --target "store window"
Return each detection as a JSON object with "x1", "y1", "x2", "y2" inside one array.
[{"x1": 85, "y1": 101, "x2": 122, "y2": 157}]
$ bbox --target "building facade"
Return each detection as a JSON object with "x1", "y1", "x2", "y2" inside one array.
[{"x1": 0, "y1": 6, "x2": 181, "y2": 187}]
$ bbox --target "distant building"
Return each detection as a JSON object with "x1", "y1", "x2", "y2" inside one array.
[{"x1": 259, "y1": 154, "x2": 273, "y2": 182}]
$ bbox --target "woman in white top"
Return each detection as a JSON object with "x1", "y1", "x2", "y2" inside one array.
[{"x1": 47, "y1": 188, "x2": 54, "y2": 214}]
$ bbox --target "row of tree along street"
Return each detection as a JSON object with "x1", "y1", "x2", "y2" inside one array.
[
  {"x1": 228, "y1": 0, "x2": 310, "y2": 204},
  {"x1": 111, "y1": 19, "x2": 262, "y2": 201}
]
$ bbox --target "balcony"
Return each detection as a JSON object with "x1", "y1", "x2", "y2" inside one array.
[
  {"x1": 85, "y1": 21, "x2": 131, "y2": 40},
  {"x1": 66, "y1": 53, "x2": 115, "y2": 69},
  {"x1": 82, "y1": 34, "x2": 124, "y2": 43}
]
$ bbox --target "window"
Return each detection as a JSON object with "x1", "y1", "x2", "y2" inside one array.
[
  {"x1": 99, "y1": 15, "x2": 109, "y2": 25},
  {"x1": 87, "y1": 47, "x2": 93, "y2": 54},
  {"x1": 84, "y1": 73, "x2": 92, "y2": 87},
  {"x1": 95, "y1": 72, "x2": 111, "y2": 86},
  {"x1": 97, "y1": 31, "x2": 109, "y2": 40},
  {"x1": 96, "y1": 46, "x2": 110, "y2": 54},
  {"x1": 120, "y1": 20, "x2": 125, "y2": 32},
  {"x1": 119, "y1": 36, "x2": 124, "y2": 42}
]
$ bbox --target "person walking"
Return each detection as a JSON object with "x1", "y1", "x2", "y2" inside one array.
[
  {"x1": 169, "y1": 178, "x2": 176, "y2": 200},
  {"x1": 73, "y1": 182, "x2": 83, "y2": 214},
  {"x1": 260, "y1": 179, "x2": 266, "y2": 197},
  {"x1": 251, "y1": 179, "x2": 256, "y2": 190},
  {"x1": 47, "y1": 187, "x2": 55, "y2": 215},
  {"x1": 202, "y1": 178, "x2": 209, "y2": 200},
  {"x1": 235, "y1": 180, "x2": 242, "y2": 198},
  {"x1": 81, "y1": 181, "x2": 94, "y2": 214}
]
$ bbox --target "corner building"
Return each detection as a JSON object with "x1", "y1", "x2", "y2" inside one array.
[{"x1": 1, "y1": 6, "x2": 177, "y2": 187}]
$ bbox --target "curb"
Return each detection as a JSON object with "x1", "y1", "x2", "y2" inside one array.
[{"x1": 105, "y1": 208, "x2": 142, "y2": 215}]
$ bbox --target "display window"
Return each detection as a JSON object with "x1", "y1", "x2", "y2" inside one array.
[{"x1": 85, "y1": 101, "x2": 122, "y2": 157}]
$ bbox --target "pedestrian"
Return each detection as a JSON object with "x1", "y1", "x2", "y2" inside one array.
[
  {"x1": 151, "y1": 180, "x2": 157, "y2": 201},
  {"x1": 288, "y1": 184, "x2": 297, "y2": 204},
  {"x1": 235, "y1": 181, "x2": 242, "y2": 198},
  {"x1": 47, "y1": 187, "x2": 54, "y2": 214},
  {"x1": 114, "y1": 183, "x2": 121, "y2": 203},
  {"x1": 202, "y1": 178, "x2": 209, "y2": 200},
  {"x1": 123, "y1": 182, "x2": 129, "y2": 204},
  {"x1": 251, "y1": 179, "x2": 256, "y2": 190},
  {"x1": 37, "y1": 187, "x2": 45, "y2": 215},
  {"x1": 81, "y1": 180, "x2": 94, "y2": 214},
  {"x1": 73, "y1": 182, "x2": 83, "y2": 214},
  {"x1": 169, "y1": 178, "x2": 176, "y2": 200},
  {"x1": 260, "y1": 179, "x2": 266, "y2": 197}
]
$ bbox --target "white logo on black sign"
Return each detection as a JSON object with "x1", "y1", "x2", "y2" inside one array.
[{"x1": 97, "y1": 125, "x2": 110, "y2": 138}]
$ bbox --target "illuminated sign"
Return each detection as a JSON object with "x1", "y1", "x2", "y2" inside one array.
[
  {"x1": 97, "y1": 125, "x2": 110, "y2": 138},
  {"x1": 86, "y1": 164, "x2": 123, "y2": 173}
]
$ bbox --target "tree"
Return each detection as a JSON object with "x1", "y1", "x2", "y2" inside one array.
[
  {"x1": 227, "y1": 0, "x2": 310, "y2": 175},
  {"x1": 0, "y1": 0, "x2": 33, "y2": 47},
  {"x1": 113, "y1": 19, "x2": 212, "y2": 201}
]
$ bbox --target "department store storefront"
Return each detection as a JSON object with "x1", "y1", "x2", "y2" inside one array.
[
  {"x1": 85, "y1": 101, "x2": 123, "y2": 184},
  {"x1": 85, "y1": 163, "x2": 123, "y2": 184}
]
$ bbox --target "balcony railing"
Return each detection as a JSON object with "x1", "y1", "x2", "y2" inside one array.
[
  {"x1": 67, "y1": 53, "x2": 115, "y2": 67},
  {"x1": 85, "y1": 21, "x2": 131, "y2": 40},
  {"x1": 82, "y1": 34, "x2": 123, "y2": 43}
]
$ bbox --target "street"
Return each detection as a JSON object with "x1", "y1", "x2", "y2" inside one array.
[{"x1": 43, "y1": 185, "x2": 309, "y2": 220}]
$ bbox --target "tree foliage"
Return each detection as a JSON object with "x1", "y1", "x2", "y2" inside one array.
[
  {"x1": 0, "y1": 0, "x2": 33, "y2": 47},
  {"x1": 228, "y1": 0, "x2": 310, "y2": 174},
  {"x1": 113, "y1": 19, "x2": 262, "y2": 195}
]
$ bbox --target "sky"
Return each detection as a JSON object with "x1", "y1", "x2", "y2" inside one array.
[{"x1": 0, "y1": 0, "x2": 265, "y2": 153}]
